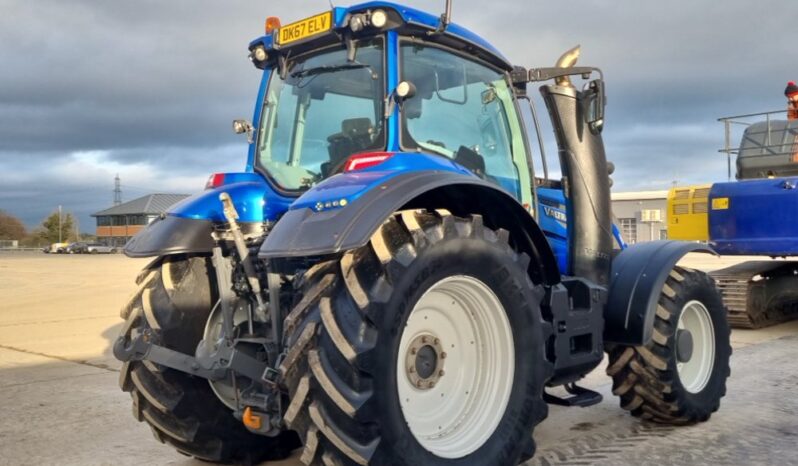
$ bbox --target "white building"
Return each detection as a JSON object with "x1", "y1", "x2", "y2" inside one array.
[{"x1": 611, "y1": 190, "x2": 669, "y2": 244}]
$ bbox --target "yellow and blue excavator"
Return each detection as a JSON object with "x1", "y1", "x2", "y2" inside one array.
[{"x1": 668, "y1": 110, "x2": 798, "y2": 328}]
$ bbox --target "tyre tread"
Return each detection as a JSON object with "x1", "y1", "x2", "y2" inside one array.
[
  {"x1": 119, "y1": 256, "x2": 300, "y2": 463},
  {"x1": 282, "y1": 210, "x2": 550, "y2": 465},
  {"x1": 607, "y1": 267, "x2": 731, "y2": 425}
]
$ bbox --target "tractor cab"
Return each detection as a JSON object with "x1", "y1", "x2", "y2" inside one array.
[{"x1": 244, "y1": 2, "x2": 536, "y2": 210}]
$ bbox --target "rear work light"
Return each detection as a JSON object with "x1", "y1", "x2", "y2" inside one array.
[
  {"x1": 205, "y1": 173, "x2": 225, "y2": 189},
  {"x1": 343, "y1": 152, "x2": 395, "y2": 172}
]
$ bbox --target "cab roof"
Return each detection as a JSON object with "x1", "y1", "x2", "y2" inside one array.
[{"x1": 250, "y1": 1, "x2": 512, "y2": 71}]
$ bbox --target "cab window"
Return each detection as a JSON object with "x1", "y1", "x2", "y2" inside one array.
[
  {"x1": 256, "y1": 38, "x2": 385, "y2": 191},
  {"x1": 400, "y1": 43, "x2": 526, "y2": 200}
]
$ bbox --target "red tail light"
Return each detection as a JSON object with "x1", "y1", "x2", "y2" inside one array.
[
  {"x1": 343, "y1": 152, "x2": 395, "y2": 172},
  {"x1": 205, "y1": 173, "x2": 225, "y2": 189}
]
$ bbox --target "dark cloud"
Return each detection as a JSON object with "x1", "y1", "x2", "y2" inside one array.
[{"x1": 0, "y1": 0, "x2": 793, "y2": 231}]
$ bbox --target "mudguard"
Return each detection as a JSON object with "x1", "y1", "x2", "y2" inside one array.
[
  {"x1": 604, "y1": 240, "x2": 715, "y2": 345},
  {"x1": 124, "y1": 174, "x2": 292, "y2": 258},
  {"x1": 259, "y1": 170, "x2": 561, "y2": 285},
  {"x1": 124, "y1": 215, "x2": 216, "y2": 258}
]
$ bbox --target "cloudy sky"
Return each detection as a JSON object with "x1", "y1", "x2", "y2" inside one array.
[{"x1": 0, "y1": 0, "x2": 793, "y2": 231}]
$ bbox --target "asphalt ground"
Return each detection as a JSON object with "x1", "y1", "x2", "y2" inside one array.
[{"x1": 0, "y1": 252, "x2": 796, "y2": 466}]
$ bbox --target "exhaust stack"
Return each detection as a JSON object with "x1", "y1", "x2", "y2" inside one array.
[
  {"x1": 554, "y1": 45, "x2": 581, "y2": 86},
  {"x1": 540, "y1": 48, "x2": 613, "y2": 286}
]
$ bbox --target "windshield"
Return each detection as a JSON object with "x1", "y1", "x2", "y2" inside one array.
[{"x1": 256, "y1": 38, "x2": 385, "y2": 191}]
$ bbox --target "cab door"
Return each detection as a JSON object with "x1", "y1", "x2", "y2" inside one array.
[{"x1": 398, "y1": 40, "x2": 535, "y2": 209}]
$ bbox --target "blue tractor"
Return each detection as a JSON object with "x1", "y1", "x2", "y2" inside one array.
[{"x1": 113, "y1": 3, "x2": 731, "y2": 464}]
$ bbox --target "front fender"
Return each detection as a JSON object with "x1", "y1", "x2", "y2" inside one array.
[
  {"x1": 604, "y1": 240, "x2": 716, "y2": 345},
  {"x1": 169, "y1": 173, "x2": 292, "y2": 223},
  {"x1": 124, "y1": 215, "x2": 216, "y2": 258},
  {"x1": 124, "y1": 173, "x2": 292, "y2": 258}
]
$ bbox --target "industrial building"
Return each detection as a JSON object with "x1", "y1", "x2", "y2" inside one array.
[
  {"x1": 611, "y1": 190, "x2": 669, "y2": 244},
  {"x1": 92, "y1": 194, "x2": 189, "y2": 247}
]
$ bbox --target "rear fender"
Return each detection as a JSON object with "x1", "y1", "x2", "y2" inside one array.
[
  {"x1": 259, "y1": 169, "x2": 561, "y2": 285},
  {"x1": 604, "y1": 240, "x2": 715, "y2": 345}
]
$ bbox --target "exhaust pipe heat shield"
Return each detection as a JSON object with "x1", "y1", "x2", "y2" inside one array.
[{"x1": 540, "y1": 84, "x2": 613, "y2": 286}]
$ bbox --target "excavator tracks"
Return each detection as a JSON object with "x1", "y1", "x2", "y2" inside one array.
[{"x1": 710, "y1": 261, "x2": 798, "y2": 329}]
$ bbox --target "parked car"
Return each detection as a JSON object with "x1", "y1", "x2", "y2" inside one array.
[
  {"x1": 86, "y1": 243, "x2": 117, "y2": 254},
  {"x1": 47, "y1": 242, "x2": 70, "y2": 254},
  {"x1": 66, "y1": 242, "x2": 89, "y2": 254}
]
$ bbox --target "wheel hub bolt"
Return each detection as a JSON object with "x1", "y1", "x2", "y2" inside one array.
[{"x1": 405, "y1": 333, "x2": 447, "y2": 390}]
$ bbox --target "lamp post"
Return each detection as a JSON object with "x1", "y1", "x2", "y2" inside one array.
[{"x1": 58, "y1": 205, "x2": 62, "y2": 244}]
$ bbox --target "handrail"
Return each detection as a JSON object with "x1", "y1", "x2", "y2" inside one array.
[
  {"x1": 718, "y1": 109, "x2": 795, "y2": 180},
  {"x1": 717, "y1": 109, "x2": 788, "y2": 121}
]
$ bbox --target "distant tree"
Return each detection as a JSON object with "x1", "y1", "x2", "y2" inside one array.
[
  {"x1": 0, "y1": 210, "x2": 26, "y2": 240},
  {"x1": 19, "y1": 232, "x2": 46, "y2": 248},
  {"x1": 39, "y1": 210, "x2": 76, "y2": 243}
]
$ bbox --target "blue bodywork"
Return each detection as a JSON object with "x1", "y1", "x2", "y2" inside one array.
[
  {"x1": 537, "y1": 187, "x2": 569, "y2": 272},
  {"x1": 709, "y1": 177, "x2": 798, "y2": 256},
  {"x1": 170, "y1": 172, "x2": 293, "y2": 223},
  {"x1": 291, "y1": 153, "x2": 472, "y2": 210},
  {"x1": 537, "y1": 187, "x2": 627, "y2": 272}
]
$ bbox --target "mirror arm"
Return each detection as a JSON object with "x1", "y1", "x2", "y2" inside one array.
[
  {"x1": 344, "y1": 32, "x2": 357, "y2": 62},
  {"x1": 384, "y1": 91, "x2": 397, "y2": 119},
  {"x1": 278, "y1": 55, "x2": 288, "y2": 80},
  {"x1": 511, "y1": 66, "x2": 603, "y2": 84}
]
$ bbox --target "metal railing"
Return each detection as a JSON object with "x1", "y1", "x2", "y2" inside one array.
[{"x1": 718, "y1": 109, "x2": 796, "y2": 180}]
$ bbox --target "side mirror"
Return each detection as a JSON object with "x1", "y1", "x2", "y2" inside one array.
[
  {"x1": 384, "y1": 81, "x2": 417, "y2": 118},
  {"x1": 583, "y1": 79, "x2": 605, "y2": 133},
  {"x1": 232, "y1": 119, "x2": 254, "y2": 143}
]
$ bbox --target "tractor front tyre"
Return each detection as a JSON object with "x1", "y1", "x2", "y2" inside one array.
[
  {"x1": 607, "y1": 266, "x2": 731, "y2": 424},
  {"x1": 117, "y1": 255, "x2": 300, "y2": 463},
  {"x1": 281, "y1": 210, "x2": 552, "y2": 466}
]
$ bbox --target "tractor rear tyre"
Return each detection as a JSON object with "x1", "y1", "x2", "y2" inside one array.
[
  {"x1": 117, "y1": 255, "x2": 300, "y2": 463},
  {"x1": 281, "y1": 210, "x2": 552, "y2": 465},
  {"x1": 606, "y1": 266, "x2": 731, "y2": 424}
]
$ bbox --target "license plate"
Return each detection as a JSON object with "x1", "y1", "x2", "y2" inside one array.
[{"x1": 276, "y1": 12, "x2": 333, "y2": 46}]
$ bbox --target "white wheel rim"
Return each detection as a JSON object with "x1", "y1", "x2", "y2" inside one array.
[
  {"x1": 397, "y1": 275, "x2": 514, "y2": 458},
  {"x1": 676, "y1": 300, "x2": 715, "y2": 393}
]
